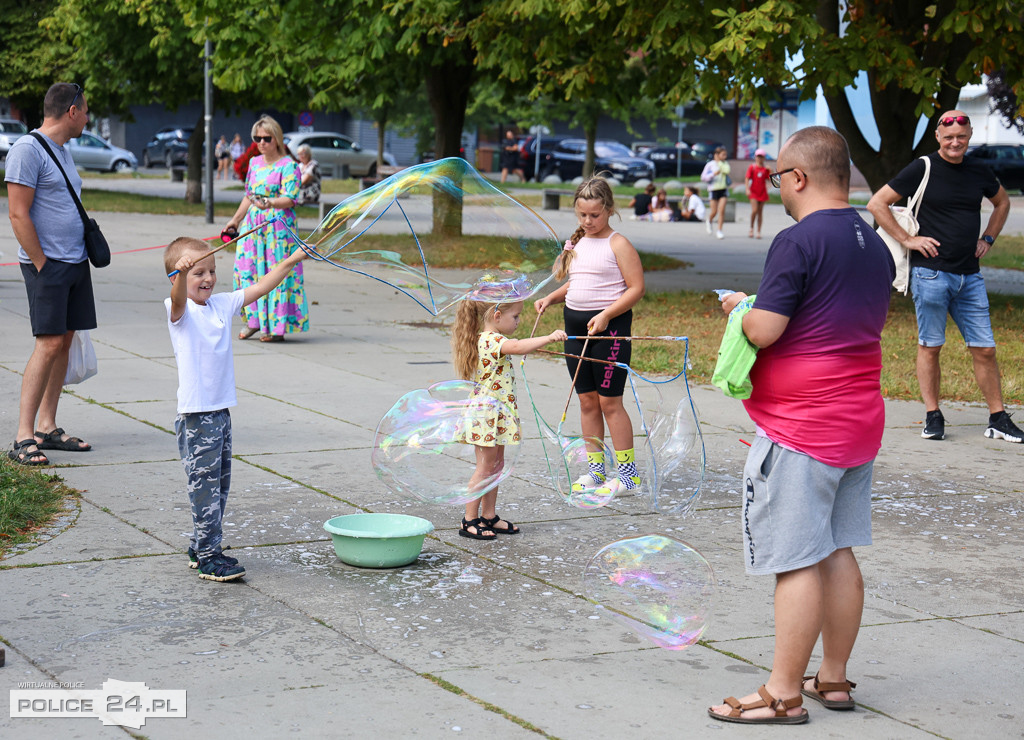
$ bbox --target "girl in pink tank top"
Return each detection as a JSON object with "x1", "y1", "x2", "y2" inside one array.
[{"x1": 534, "y1": 177, "x2": 646, "y2": 498}]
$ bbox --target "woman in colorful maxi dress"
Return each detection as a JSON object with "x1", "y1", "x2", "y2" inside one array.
[{"x1": 225, "y1": 115, "x2": 309, "y2": 342}]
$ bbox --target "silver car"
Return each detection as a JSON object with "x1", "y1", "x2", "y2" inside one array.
[
  {"x1": 68, "y1": 132, "x2": 138, "y2": 172},
  {"x1": 0, "y1": 118, "x2": 29, "y2": 158},
  {"x1": 283, "y1": 131, "x2": 397, "y2": 178}
]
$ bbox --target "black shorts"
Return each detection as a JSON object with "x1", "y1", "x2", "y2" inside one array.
[
  {"x1": 20, "y1": 259, "x2": 97, "y2": 336},
  {"x1": 709, "y1": 189, "x2": 728, "y2": 201},
  {"x1": 563, "y1": 307, "x2": 632, "y2": 397}
]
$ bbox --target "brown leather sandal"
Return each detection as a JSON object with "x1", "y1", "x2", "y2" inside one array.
[
  {"x1": 801, "y1": 673, "x2": 857, "y2": 710},
  {"x1": 708, "y1": 685, "x2": 808, "y2": 724}
]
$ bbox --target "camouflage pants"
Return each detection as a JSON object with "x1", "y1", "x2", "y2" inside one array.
[{"x1": 175, "y1": 410, "x2": 232, "y2": 561}]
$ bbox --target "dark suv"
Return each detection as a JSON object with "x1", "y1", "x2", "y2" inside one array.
[
  {"x1": 643, "y1": 144, "x2": 707, "y2": 178},
  {"x1": 550, "y1": 139, "x2": 655, "y2": 183},
  {"x1": 967, "y1": 144, "x2": 1024, "y2": 192},
  {"x1": 517, "y1": 134, "x2": 567, "y2": 181},
  {"x1": 142, "y1": 126, "x2": 193, "y2": 168}
]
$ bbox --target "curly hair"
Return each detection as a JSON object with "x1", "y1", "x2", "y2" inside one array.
[
  {"x1": 554, "y1": 176, "x2": 618, "y2": 281},
  {"x1": 451, "y1": 299, "x2": 513, "y2": 380}
]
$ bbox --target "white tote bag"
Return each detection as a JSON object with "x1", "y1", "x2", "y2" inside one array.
[
  {"x1": 877, "y1": 156, "x2": 930, "y2": 294},
  {"x1": 65, "y1": 330, "x2": 98, "y2": 385}
]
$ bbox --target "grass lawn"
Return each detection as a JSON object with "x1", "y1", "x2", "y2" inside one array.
[{"x1": 0, "y1": 459, "x2": 78, "y2": 559}]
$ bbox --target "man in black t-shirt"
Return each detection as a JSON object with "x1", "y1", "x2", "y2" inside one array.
[{"x1": 868, "y1": 111, "x2": 1020, "y2": 444}]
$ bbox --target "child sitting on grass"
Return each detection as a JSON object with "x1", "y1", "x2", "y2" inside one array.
[{"x1": 164, "y1": 236, "x2": 307, "y2": 581}]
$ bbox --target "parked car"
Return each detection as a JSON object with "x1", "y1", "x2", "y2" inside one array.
[
  {"x1": 686, "y1": 138, "x2": 726, "y2": 160},
  {"x1": 517, "y1": 134, "x2": 568, "y2": 180},
  {"x1": 0, "y1": 117, "x2": 29, "y2": 159},
  {"x1": 284, "y1": 131, "x2": 397, "y2": 178},
  {"x1": 68, "y1": 132, "x2": 138, "y2": 172},
  {"x1": 549, "y1": 139, "x2": 656, "y2": 183},
  {"x1": 967, "y1": 144, "x2": 1024, "y2": 192},
  {"x1": 643, "y1": 145, "x2": 707, "y2": 178},
  {"x1": 142, "y1": 126, "x2": 192, "y2": 168}
]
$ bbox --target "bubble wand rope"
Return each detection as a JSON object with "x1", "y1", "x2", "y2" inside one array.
[
  {"x1": 564, "y1": 335, "x2": 688, "y2": 342},
  {"x1": 166, "y1": 223, "x2": 265, "y2": 277},
  {"x1": 535, "y1": 348, "x2": 623, "y2": 368}
]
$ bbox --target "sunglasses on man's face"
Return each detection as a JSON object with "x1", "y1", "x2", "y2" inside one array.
[
  {"x1": 938, "y1": 115, "x2": 970, "y2": 127},
  {"x1": 253, "y1": 135, "x2": 273, "y2": 143}
]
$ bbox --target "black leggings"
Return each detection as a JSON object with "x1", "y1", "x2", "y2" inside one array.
[{"x1": 563, "y1": 307, "x2": 632, "y2": 397}]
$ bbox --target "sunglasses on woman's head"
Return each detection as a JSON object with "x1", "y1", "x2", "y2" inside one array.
[
  {"x1": 938, "y1": 116, "x2": 970, "y2": 127},
  {"x1": 253, "y1": 135, "x2": 273, "y2": 143}
]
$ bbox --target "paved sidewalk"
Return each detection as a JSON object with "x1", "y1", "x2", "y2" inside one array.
[{"x1": 1, "y1": 209, "x2": 1022, "y2": 739}]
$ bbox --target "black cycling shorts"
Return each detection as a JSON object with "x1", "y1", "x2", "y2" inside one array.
[{"x1": 563, "y1": 307, "x2": 632, "y2": 397}]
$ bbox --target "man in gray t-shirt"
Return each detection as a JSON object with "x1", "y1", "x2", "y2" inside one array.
[{"x1": 4, "y1": 82, "x2": 97, "y2": 466}]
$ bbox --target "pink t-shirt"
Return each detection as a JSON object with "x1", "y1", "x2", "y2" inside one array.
[{"x1": 565, "y1": 233, "x2": 626, "y2": 311}]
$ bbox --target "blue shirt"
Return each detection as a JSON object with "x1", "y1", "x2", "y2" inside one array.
[{"x1": 4, "y1": 131, "x2": 86, "y2": 264}]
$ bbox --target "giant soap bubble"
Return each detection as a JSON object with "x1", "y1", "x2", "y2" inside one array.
[
  {"x1": 583, "y1": 534, "x2": 713, "y2": 650},
  {"x1": 302, "y1": 157, "x2": 563, "y2": 313},
  {"x1": 372, "y1": 380, "x2": 521, "y2": 505},
  {"x1": 519, "y1": 338, "x2": 706, "y2": 514}
]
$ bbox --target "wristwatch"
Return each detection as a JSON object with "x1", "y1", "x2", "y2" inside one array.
[{"x1": 981, "y1": 235, "x2": 995, "y2": 245}]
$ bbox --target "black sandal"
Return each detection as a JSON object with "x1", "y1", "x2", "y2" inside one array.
[
  {"x1": 458, "y1": 517, "x2": 495, "y2": 540},
  {"x1": 480, "y1": 514, "x2": 519, "y2": 535},
  {"x1": 35, "y1": 428, "x2": 91, "y2": 452},
  {"x1": 8, "y1": 439, "x2": 49, "y2": 466}
]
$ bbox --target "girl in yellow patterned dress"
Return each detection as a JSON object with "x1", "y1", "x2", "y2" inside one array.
[{"x1": 452, "y1": 299, "x2": 566, "y2": 539}]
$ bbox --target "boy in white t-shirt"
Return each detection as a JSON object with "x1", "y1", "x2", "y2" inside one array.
[{"x1": 164, "y1": 236, "x2": 307, "y2": 581}]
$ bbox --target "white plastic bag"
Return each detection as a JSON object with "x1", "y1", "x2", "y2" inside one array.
[{"x1": 65, "y1": 330, "x2": 98, "y2": 385}]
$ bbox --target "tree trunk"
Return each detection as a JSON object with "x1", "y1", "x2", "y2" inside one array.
[
  {"x1": 185, "y1": 110, "x2": 204, "y2": 204},
  {"x1": 583, "y1": 117, "x2": 598, "y2": 179},
  {"x1": 376, "y1": 112, "x2": 387, "y2": 173},
  {"x1": 426, "y1": 51, "x2": 474, "y2": 237}
]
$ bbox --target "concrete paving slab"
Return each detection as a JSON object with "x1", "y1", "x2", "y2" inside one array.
[
  {"x1": 719, "y1": 618, "x2": 1024, "y2": 739},
  {"x1": 436, "y1": 645, "x2": 938, "y2": 739},
  {"x1": 4, "y1": 498, "x2": 165, "y2": 566}
]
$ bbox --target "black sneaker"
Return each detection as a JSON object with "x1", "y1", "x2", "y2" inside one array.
[
  {"x1": 984, "y1": 411, "x2": 1024, "y2": 443},
  {"x1": 197, "y1": 555, "x2": 246, "y2": 582},
  {"x1": 188, "y1": 547, "x2": 238, "y2": 570},
  {"x1": 922, "y1": 409, "x2": 945, "y2": 440}
]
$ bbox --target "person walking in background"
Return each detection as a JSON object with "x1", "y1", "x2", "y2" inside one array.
[
  {"x1": 228, "y1": 133, "x2": 244, "y2": 179},
  {"x1": 867, "y1": 111, "x2": 1021, "y2": 443},
  {"x1": 5, "y1": 82, "x2": 96, "y2": 466},
  {"x1": 709, "y1": 127, "x2": 893, "y2": 725},
  {"x1": 215, "y1": 135, "x2": 231, "y2": 180},
  {"x1": 702, "y1": 146, "x2": 731, "y2": 239},
  {"x1": 225, "y1": 115, "x2": 309, "y2": 343},
  {"x1": 499, "y1": 130, "x2": 524, "y2": 183},
  {"x1": 746, "y1": 148, "x2": 771, "y2": 238}
]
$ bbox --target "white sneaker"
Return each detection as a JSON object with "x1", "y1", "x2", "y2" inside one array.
[
  {"x1": 705, "y1": 219, "x2": 712, "y2": 234},
  {"x1": 594, "y1": 476, "x2": 642, "y2": 497},
  {"x1": 571, "y1": 473, "x2": 604, "y2": 493},
  {"x1": 716, "y1": 230, "x2": 724, "y2": 239}
]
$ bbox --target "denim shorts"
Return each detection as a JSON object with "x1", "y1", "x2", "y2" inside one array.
[{"x1": 910, "y1": 266, "x2": 995, "y2": 348}]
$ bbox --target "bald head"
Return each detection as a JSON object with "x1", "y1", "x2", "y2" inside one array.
[{"x1": 779, "y1": 126, "x2": 851, "y2": 194}]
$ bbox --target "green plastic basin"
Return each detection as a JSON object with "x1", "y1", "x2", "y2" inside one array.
[{"x1": 323, "y1": 513, "x2": 434, "y2": 568}]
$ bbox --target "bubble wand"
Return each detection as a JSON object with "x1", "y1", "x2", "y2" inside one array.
[{"x1": 560, "y1": 335, "x2": 590, "y2": 425}]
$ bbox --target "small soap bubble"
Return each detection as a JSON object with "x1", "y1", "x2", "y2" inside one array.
[
  {"x1": 372, "y1": 380, "x2": 520, "y2": 505},
  {"x1": 583, "y1": 534, "x2": 713, "y2": 650}
]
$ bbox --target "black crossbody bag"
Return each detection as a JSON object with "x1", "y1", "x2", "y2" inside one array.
[{"x1": 29, "y1": 132, "x2": 110, "y2": 268}]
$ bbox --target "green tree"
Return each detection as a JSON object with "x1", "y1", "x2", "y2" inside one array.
[
  {"x1": 680, "y1": 0, "x2": 1024, "y2": 189},
  {"x1": 0, "y1": 0, "x2": 70, "y2": 127}
]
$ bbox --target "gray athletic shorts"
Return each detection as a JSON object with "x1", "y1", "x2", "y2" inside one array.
[{"x1": 742, "y1": 436, "x2": 873, "y2": 576}]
